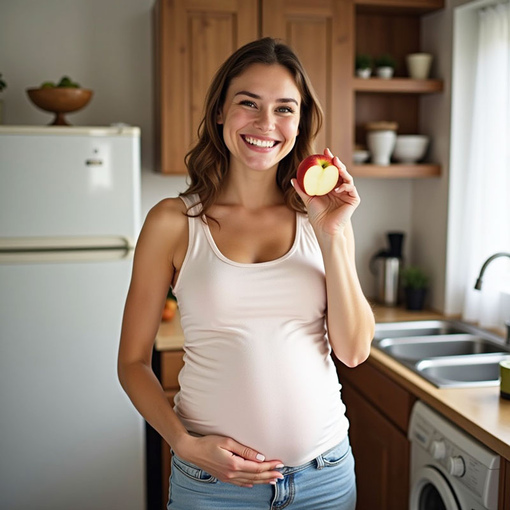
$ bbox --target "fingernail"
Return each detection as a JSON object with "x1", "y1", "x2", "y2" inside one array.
[
  {"x1": 256, "y1": 453, "x2": 265, "y2": 461},
  {"x1": 290, "y1": 179, "x2": 295, "y2": 188},
  {"x1": 270, "y1": 480, "x2": 277, "y2": 485},
  {"x1": 275, "y1": 463, "x2": 284, "y2": 468}
]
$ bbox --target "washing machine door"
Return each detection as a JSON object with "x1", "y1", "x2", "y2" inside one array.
[{"x1": 410, "y1": 466, "x2": 461, "y2": 510}]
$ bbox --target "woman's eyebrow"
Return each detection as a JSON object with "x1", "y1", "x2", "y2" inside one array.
[{"x1": 234, "y1": 90, "x2": 299, "y2": 105}]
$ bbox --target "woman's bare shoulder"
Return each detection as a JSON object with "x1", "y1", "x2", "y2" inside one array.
[
  {"x1": 139, "y1": 197, "x2": 188, "y2": 246},
  {"x1": 146, "y1": 197, "x2": 186, "y2": 224}
]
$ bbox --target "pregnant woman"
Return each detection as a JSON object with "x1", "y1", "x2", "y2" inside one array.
[{"x1": 118, "y1": 37, "x2": 375, "y2": 510}]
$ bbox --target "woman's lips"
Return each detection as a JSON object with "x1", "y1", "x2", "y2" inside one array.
[{"x1": 242, "y1": 135, "x2": 279, "y2": 149}]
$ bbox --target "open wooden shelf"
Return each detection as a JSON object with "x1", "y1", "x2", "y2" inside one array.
[
  {"x1": 354, "y1": 77, "x2": 444, "y2": 94},
  {"x1": 351, "y1": 163, "x2": 441, "y2": 178},
  {"x1": 355, "y1": 0, "x2": 444, "y2": 15}
]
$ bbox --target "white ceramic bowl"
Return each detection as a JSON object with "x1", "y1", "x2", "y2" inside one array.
[
  {"x1": 353, "y1": 150, "x2": 369, "y2": 164},
  {"x1": 393, "y1": 135, "x2": 430, "y2": 163}
]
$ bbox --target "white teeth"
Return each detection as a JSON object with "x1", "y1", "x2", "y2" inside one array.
[{"x1": 244, "y1": 136, "x2": 275, "y2": 148}]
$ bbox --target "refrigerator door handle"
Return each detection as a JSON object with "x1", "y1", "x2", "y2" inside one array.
[{"x1": 0, "y1": 236, "x2": 134, "y2": 263}]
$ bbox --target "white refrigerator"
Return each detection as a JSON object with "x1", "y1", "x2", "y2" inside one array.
[{"x1": 0, "y1": 126, "x2": 145, "y2": 510}]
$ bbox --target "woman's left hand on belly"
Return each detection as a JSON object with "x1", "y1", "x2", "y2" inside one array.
[{"x1": 176, "y1": 434, "x2": 285, "y2": 488}]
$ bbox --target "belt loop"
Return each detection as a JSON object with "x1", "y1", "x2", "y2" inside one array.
[{"x1": 315, "y1": 453, "x2": 325, "y2": 470}]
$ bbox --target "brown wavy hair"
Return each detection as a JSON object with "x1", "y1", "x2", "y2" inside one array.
[{"x1": 181, "y1": 37, "x2": 323, "y2": 217}]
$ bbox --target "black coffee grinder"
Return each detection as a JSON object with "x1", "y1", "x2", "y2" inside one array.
[{"x1": 370, "y1": 232, "x2": 405, "y2": 306}]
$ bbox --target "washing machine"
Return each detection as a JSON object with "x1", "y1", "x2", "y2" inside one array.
[{"x1": 408, "y1": 401, "x2": 500, "y2": 510}]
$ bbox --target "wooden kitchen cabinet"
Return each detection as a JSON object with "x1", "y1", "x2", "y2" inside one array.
[
  {"x1": 335, "y1": 356, "x2": 416, "y2": 510},
  {"x1": 261, "y1": 0, "x2": 353, "y2": 161},
  {"x1": 153, "y1": 0, "x2": 351, "y2": 174},
  {"x1": 154, "y1": 0, "x2": 444, "y2": 177},
  {"x1": 153, "y1": 0, "x2": 258, "y2": 174}
]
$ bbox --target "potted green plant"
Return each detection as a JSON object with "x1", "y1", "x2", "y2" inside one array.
[
  {"x1": 355, "y1": 54, "x2": 373, "y2": 79},
  {"x1": 0, "y1": 73, "x2": 6, "y2": 124},
  {"x1": 375, "y1": 54, "x2": 396, "y2": 79},
  {"x1": 401, "y1": 265, "x2": 429, "y2": 310}
]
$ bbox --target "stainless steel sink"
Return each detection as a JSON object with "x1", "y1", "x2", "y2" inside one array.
[
  {"x1": 376, "y1": 334, "x2": 505, "y2": 362},
  {"x1": 415, "y1": 354, "x2": 510, "y2": 388},
  {"x1": 372, "y1": 320, "x2": 510, "y2": 388},
  {"x1": 373, "y1": 320, "x2": 468, "y2": 340}
]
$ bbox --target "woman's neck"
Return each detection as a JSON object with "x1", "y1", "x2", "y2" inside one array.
[{"x1": 218, "y1": 168, "x2": 284, "y2": 210}]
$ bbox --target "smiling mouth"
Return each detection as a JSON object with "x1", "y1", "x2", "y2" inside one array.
[{"x1": 242, "y1": 135, "x2": 278, "y2": 148}]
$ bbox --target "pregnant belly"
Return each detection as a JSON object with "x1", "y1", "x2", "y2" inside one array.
[{"x1": 174, "y1": 346, "x2": 348, "y2": 466}]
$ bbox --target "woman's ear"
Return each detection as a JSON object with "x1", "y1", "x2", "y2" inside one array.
[{"x1": 217, "y1": 109, "x2": 224, "y2": 125}]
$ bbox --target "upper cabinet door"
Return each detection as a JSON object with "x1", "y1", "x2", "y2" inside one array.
[
  {"x1": 154, "y1": 0, "x2": 259, "y2": 174},
  {"x1": 262, "y1": 0, "x2": 355, "y2": 161}
]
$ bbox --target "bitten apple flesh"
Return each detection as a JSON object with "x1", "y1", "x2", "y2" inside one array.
[{"x1": 296, "y1": 154, "x2": 341, "y2": 196}]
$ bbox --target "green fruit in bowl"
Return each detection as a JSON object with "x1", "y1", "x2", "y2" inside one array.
[
  {"x1": 40, "y1": 81, "x2": 56, "y2": 89},
  {"x1": 57, "y1": 76, "x2": 80, "y2": 88}
]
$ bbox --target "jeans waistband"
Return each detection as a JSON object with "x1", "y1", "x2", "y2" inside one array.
[{"x1": 277, "y1": 436, "x2": 350, "y2": 476}]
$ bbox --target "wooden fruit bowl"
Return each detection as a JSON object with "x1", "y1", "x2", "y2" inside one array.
[{"x1": 26, "y1": 88, "x2": 93, "y2": 125}]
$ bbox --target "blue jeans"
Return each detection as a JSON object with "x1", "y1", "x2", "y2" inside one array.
[{"x1": 167, "y1": 437, "x2": 356, "y2": 509}]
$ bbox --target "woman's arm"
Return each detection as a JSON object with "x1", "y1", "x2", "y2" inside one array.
[
  {"x1": 118, "y1": 199, "x2": 190, "y2": 450},
  {"x1": 316, "y1": 220, "x2": 375, "y2": 367},
  {"x1": 117, "y1": 199, "x2": 284, "y2": 487},
  {"x1": 292, "y1": 149, "x2": 375, "y2": 367}
]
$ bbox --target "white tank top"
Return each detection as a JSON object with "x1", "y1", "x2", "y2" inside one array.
[{"x1": 172, "y1": 194, "x2": 349, "y2": 467}]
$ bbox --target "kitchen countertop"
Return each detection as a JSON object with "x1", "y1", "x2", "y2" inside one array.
[{"x1": 155, "y1": 304, "x2": 510, "y2": 461}]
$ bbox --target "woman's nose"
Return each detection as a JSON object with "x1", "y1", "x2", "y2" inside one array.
[{"x1": 254, "y1": 109, "x2": 275, "y2": 132}]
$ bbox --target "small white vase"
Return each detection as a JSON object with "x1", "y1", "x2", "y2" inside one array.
[
  {"x1": 376, "y1": 67, "x2": 394, "y2": 79},
  {"x1": 406, "y1": 53, "x2": 433, "y2": 80},
  {"x1": 367, "y1": 130, "x2": 397, "y2": 166}
]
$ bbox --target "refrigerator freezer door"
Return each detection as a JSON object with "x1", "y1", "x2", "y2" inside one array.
[
  {"x1": 0, "y1": 127, "x2": 141, "y2": 243},
  {"x1": 0, "y1": 257, "x2": 145, "y2": 510}
]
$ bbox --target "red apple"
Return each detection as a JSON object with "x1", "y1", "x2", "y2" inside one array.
[{"x1": 296, "y1": 154, "x2": 341, "y2": 196}]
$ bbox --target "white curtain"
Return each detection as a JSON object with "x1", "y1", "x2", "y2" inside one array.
[{"x1": 461, "y1": 2, "x2": 510, "y2": 328}]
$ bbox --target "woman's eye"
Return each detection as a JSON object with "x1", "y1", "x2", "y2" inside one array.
[
  {"x1": 240, "y1": 100, "x2": 257, "y2": 108},
  {"x1": 276, "y1": 106, "x2": 294, "y2": 114}
]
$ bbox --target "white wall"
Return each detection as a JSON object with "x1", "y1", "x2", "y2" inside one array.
[
  {"x1": 0, "y1": 0, "x2": 435, "y2": 301},
  {"x1": 411, "y1": 6, "x2": 455, "y2": 311}
]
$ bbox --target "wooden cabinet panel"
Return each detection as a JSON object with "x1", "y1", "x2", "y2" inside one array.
[
  {"x1": 262, "y1": 0, "x2": 354, "y2": 161},
  {"x1": 499, "y1": 458, "x2": 510, "y2": 510},
  {"x1": 160, "y1": 350, "x2": 185, "y2": 389},
  {"x1": 335, "y1": 356, "x2": 415, "y2": 509},
  {"x1": 336, "y1": 357, "x2": 415, "y2": 433},
  {"x1": 342, "y1": 382, "x2": 410, "y2": 510},
  {"x1": 154, "y1": 0, "x2": 259, "y2": 173}
]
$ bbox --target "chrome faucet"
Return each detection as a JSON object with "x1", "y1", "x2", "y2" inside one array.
[
  {"x1": 474, "y1": 252, "x2": 510, "y2": 343},
  {"x1": 474, "y1": 252, "x2": 510, "y2": 289}
]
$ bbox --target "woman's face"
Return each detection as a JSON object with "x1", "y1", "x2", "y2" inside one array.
[{"x1": 217, "y1": 63, "x2": 301, "y2": 175}]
